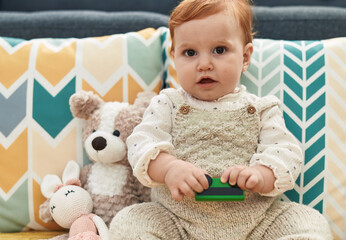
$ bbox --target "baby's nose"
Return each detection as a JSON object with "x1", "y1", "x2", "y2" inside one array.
[{"x1": 197, "y1": 56, "x2": 213, "y2": 71}]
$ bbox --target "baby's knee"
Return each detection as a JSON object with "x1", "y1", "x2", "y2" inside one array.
[
  {"x1": 276, "y1": 203, "x2": 332, "y2": 239},
  {"x1": 109, "y1": 202, "x2": 179, "y2": 240},
  {"x1": 109, "y1": 204, "x2": 145, "y2": 239},
  {"x1": 259, "y1": 202, "x2": 332, "y2": 240},
  {"x1": 296, "y1": 204, "x2": 330, "y2": 226},
  {"x1": 110, "y1": 204, "x2": 134, "y2": 225}
]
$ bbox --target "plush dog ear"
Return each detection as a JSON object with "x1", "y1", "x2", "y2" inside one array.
[
  {"x1": 133, "y1": 91, "x2": 156, "y2": 111},
  {"x1": 69, "y1": 91, "x2": 104, "y2": 119},
  {"x1": 39, "y1": 199, "x2": 54, "y2": 222}
]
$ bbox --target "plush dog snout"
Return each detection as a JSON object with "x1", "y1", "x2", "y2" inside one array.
[{"x1": 92, "y1": 137, "x2": 107, "y2": 151}]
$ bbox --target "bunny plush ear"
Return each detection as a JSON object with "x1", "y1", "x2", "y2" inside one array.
[
  {"x1": 62, "y1": 160, "x2": 80, "y2": 184},
  {"x1": 41, "y1": 175, "x2": 62, "y2": 199},
  {"x1": 69, "y1": 91, "x2": 103, "y2": 119}
]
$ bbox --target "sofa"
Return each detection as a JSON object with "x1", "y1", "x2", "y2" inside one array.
[{"x1": 0, "y1": 0, "x2": 345, "y2": 239}]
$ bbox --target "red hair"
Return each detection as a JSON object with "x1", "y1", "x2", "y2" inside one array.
[{"x1": 169, "y1": 0, "x2": 254, "y2": 50}]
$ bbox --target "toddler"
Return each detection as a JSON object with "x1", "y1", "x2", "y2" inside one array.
[{"x1": 109, "y1": 0, "x2": 332, "y2": 239}]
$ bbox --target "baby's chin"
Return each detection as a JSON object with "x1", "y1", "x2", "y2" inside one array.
[
  {"x1": 194, "y1": 95, "x2": 220, "y2": 101},
  {"x1": 191, "y1": 90, "x2": 237, "y2": 102}
]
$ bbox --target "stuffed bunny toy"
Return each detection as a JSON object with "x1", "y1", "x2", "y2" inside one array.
[
  {"x1": 68, "y1": 91, "x2": 154, "y2": 226},
  {"x1": 41, "y1": 160, "x2": 108, "y2": 240}
]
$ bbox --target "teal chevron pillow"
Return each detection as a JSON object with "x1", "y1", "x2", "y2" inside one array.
[
  {"x1": 0, "y1": 27, "x2": 167, "y2": 233},
  {"x1": 163, "y1": 36, "x2": 346, "y2": 240}
]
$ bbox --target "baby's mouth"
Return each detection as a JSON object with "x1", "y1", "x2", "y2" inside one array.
[
  {"x1": 197, "y1": 77, "x2": 217, "y2": 89},
  {"x1": 198, "y1": 78, "x2": 216, "y2": 84}
]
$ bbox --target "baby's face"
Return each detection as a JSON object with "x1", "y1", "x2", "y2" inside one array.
[{"x1": 172, "y1": 11, "x2": 252, "y2": 101}]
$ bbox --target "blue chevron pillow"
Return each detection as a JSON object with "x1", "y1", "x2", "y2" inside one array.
[{"x1": 163, "y1": 36, "x2": 346, "y2": 240}]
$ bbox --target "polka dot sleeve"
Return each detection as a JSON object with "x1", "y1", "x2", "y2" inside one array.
[
  {"x1": 250, "y1": 105, "x2": 303, "y2": 197},
  {"x1": 126, "y1": 94, "x2": 175, "y2": 187}
]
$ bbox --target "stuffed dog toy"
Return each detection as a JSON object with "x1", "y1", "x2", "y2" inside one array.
[{"x1": 69, "y1": 91, "x2": 154, "y2": 226}]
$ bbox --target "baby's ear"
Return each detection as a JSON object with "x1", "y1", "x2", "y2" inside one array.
[
  {"x1": 242, "y1": 43, "x2": 253, "y2": 72},
  {"x1": 69, "y1": 91, "x2": 103, "y2": 119}
]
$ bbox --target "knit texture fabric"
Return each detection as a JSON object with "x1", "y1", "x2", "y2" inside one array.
[
  {"x1": 109, "y1": 89, "x2": 332, "y2": 240},
  {"x1": 150, "y1": 89, "x2": 280, "y2": 239}
]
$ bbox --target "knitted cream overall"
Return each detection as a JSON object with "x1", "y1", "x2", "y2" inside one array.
[{"x1": 109, "y1": 89, "x2": 332, "y2": 240}]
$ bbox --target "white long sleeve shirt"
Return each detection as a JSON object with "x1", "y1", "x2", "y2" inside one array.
[{"x1": 127, "y1": 86, "x2": 303, "y2": 197}]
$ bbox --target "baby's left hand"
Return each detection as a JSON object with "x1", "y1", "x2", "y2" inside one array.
[{"x1": 220, "y1": 165, "x2": 275, "y2": 193}]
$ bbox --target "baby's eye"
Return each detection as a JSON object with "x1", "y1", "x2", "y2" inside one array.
[
  {"x1": 65, "y1": 189, "x2": 75, "y2": 196},
  {"x1": 213, "y1": 47, "x2": 226, "y2": 55},
  {"x1": 50, "y1": 205, "x2": 56, "y2": 214},
  {"x1": 184, "y1": 49, "x2": 197, "y2": 57}
]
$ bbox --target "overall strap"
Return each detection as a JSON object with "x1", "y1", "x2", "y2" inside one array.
[
  {"x1": 255, "y1": 95, "x2": 281, "y2": 112},
  {"x1": 160, "y1": 88, "x2": 186, "y2": 106}
]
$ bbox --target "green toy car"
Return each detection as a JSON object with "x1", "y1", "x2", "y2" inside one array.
[{"x1": 195, "y1": 175, "x2": 245, "y2": 201}]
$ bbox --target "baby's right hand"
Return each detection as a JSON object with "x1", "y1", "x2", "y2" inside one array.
[{"x1": 164, "y1": 160, "x2": 209, "y2": 201}]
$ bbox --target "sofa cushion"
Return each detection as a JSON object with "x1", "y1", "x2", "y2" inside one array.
[
  {"x1": 0, "y1": 11, "x2": 170, "y2": 40},
  {"x1": 0, "y1": 27, "x2": 166, "y2": 232},
  {"x1": 0, "y1": 0, "x2": 180, "y2": 14},
  {"x1": 252, "y1": 6, "x2": 346, "y2": 40},
  {"x1": 254, "y1": 0, "x2": 346, "y2": 7},
  {"x1": 1, "y1": 0, "x2": 346, "y2": 12},
  {"x1": 163, "y1": 35, "x2": 346, "y2": 240},
  {"x1": 1, "y1": 7, "x2": 346, "y2": 41}
]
